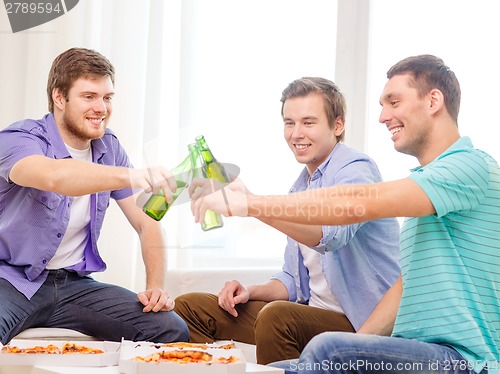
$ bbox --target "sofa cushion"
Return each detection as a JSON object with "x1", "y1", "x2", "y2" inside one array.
[{"x1": 165, "y1": 267, "x2": 280, "y2": 298}]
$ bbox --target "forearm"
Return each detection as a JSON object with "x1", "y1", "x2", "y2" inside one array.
[
  {"x1": 139, "y1": 223, "x2": 167, "y2": 290},
  {"x1": 247, "y1": 279, "x2": 288, "y2": 302},
  {"x1": 357, "y1": 275, "x2": 402, "y2": 336},
  {"x1": 257, "y1": 217, "x2": 322, "y2": 247},
  {"x1": 248, "y1": 190, "x2": 371, "y2": 225},
  {"x1": 10, "y1": 155, "x2": 131, "y2": 196},
  {"x1": 246, "y1": 179, "x2": 434, "y2": 225}
]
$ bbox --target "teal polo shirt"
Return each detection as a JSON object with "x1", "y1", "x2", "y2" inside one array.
[{"x1": 393, "y1": 137, "x2": 500, "y2": 373}]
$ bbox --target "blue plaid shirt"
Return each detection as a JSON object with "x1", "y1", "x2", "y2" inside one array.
[{"x1": 272, "y1": 143, "x2": 401, "y2": 330}]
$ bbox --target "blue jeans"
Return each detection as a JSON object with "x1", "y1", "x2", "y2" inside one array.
[
  {"x1": 270, "y1": 332, "x2": 488, "y2": 374},
  {"x1": 0, "y1": 270, "x2": 189, "y2": 344}
]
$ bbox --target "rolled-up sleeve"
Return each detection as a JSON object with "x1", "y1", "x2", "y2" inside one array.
[
  {"x1": 311, "y1": 158, "x2": 379, "y2": 253},
  {"x1": 271, "y1": 270, "x2": 296, "y2": 301},
  {"x1": 0, "y1": 123, "x2": 48, "y2": 182}
]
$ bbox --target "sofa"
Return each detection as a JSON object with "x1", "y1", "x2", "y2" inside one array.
[{"x1": 14, "y1": 266, "x2": 281, "y2": 364}]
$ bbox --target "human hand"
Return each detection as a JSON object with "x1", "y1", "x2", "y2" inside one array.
[
  {"x1": 217, "y1": 280, "x2": 250, "y2": 318},
  {"x1": 128, "y1": 166, "x2": 177, "y2": 203},
  {"x1": 138, "y1": 288, "x2": 175, "y2": 312},
  {"x1": 189, "y1": 177, "x2": 250, "y2": 221}
]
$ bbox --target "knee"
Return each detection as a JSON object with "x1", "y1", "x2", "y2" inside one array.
[
  {"x1": 300, "y1": 331, "x2": 344, "y2": 363},
  {"x1": 173, "y1": 292, "x2": 195, "y2": 313},
  {"x1": 174, "y1": 292, "x2": 215, "y2": 317},
  {"x1": 169, "y1": 315, "x2": 190, "y2": 342},
  {"x1": 311, "y1": 331, "x2": 357, "y2": 347},
  {"x1": 257, "y1": 300, "x2": 291, "y2": 321},
  {"x1": 305, "y1": 331, "x2": 342, "y2": 350},
  {"x1": 157, "y1": 311, "x2": 190, "y2": 342},
  {"x1": 254, "y1": 301, "x2": 291, "y2": 335},
  {"x1": 301, "y1": 331, "x2": 365, "y2": 360}
]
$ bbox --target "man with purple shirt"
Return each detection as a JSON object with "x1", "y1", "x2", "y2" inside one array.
[{"x1": 0, "y1": 47, "x2": 188, "y2": 344}]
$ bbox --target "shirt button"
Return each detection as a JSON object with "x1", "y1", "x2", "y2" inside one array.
[
  {"x1": 57, "y1": 233, "x2": 62, "y2": 238},
  {"x1": 42, "y1": 259, "x2": 47, "y2": 264}
]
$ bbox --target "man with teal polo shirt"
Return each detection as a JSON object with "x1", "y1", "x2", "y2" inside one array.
[{"x1": 190, "y1": 54, "x2": 500, "y2": 373}]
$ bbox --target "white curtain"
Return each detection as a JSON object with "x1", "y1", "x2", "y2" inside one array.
[{"x1": 0, "y1": 0, "x2": 178, "y2": 290}]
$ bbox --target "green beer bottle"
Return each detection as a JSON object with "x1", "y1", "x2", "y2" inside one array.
[
  {"x1": 188, "y1": 142, "x2": 224, "y2": 231},
  {"x1": 195, "y1": 135, "x2": 231, "y2": 183},
  {"x1": 142, "y1": 154, "x2": 191, "y2": 221}
]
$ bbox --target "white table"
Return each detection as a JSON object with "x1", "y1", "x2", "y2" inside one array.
[{"x1": 0, "y1": 363, "x2": 284, "y2": 374}]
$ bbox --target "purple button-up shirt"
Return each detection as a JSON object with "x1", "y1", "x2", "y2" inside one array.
[{"x1": 0, "y1": 113, "x2": 134, "y2": 299}]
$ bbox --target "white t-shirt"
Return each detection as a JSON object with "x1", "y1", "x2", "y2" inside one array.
[
  {"x1": 46, "y1": 145, "x2": 91, "y2": 269},
  {"x1": 299, "y1": 243, "x2": 344, "y2": 314}
]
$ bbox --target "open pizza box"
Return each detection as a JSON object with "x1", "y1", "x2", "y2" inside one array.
[
  {"x1": 0, "y1": 339, "x2": 120, "y2": 367},
  {"x1": 119, "y1": 339, "x2": 246, "y2": 374},
  {"x1": 0, "y1": 367, "x2": 67, "y2": 374}
]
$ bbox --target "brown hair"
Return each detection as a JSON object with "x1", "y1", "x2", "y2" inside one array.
[
  {"x1": 281, "y1": 77, "x2": 346, "y2": 142},
  {"x1": 387, "y1": 54, "x2": 461, "y2": 123},
  {"x1": 47, "y1": 47, "x2": 115, "y2": 112}
]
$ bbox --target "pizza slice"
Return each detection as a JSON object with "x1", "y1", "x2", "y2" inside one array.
[
  {"x1": 134, "y1": 349, "x2": 213, "y2": 364},
  {"x1": 133, "y1": 349, "x2": 240, "y2": 364},
  {"x1": 62, "y1": 342, "x2": 104, "y2": 354},
  {"x1": 1, "y1": 345, "x2": 23, "y2": 354},
  {"x1": 1, "y1": 344, "x2": 60, "y2": 354},
  {"x1": 24, "y1": 344, "x2": 60, "y2": 354},
  {"x1": 161, "y1": 341, "x2": 236, "y2": 350},
  {"x1": 1, "y1": 343, "x2": 104, "y2": 355},
  {"x1": 216, "y1": 342, "x2": 236, "y2": 350},
  {"x1": 161, "y1": 342, "x2": 208, "y2": 350}
]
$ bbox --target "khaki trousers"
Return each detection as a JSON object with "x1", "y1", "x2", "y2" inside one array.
[{"x1": 174, "y1": 292, "x2": 354, "y2": 364}]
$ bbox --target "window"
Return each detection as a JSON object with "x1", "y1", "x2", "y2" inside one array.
[
  {"x1": 366, "y1": 0, "x2": 500, "y2": 183},
  {"x1": 159, "y1": 0, "x2": 339, "y2": 269}
]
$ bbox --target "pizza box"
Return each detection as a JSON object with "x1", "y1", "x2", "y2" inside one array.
[
  {"x1": 0, "y1": 367, "x2": 69, "y2": 374},
  {"x1": 119, "y1": 340, "x2": 246, "y2": 374},
  {"x1": 0, "y1": 339, "x2": 120, "y2": 367}
]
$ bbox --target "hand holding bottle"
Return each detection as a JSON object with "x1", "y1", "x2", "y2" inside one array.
[
  {"x1": 141, "y1": 134, "x2": 239, "y2": 225},
  {"x1": 142, "y1": 156, "x2": 192, "y2": 221},
  {"x1": 128, "y1": 166, "x2": 177, "y2": 202},
  {"x1": 189, "y1": 177, "x2": 250, "y2": 221}
]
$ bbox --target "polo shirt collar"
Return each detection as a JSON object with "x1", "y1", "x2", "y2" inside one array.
[{"x1": 410, "y1": 136, "x2": 473, "y2": 172}]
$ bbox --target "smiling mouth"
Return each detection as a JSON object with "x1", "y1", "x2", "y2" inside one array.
[
  {"x1": 294, "y1": 144, "x2": 311, "y2": 150},
  {"x1": 390, "y1": 126, "x2": 402, "y2": 135},
  {"x1": 87, "y1": 117, "x2": 105, "y2": 125}
]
